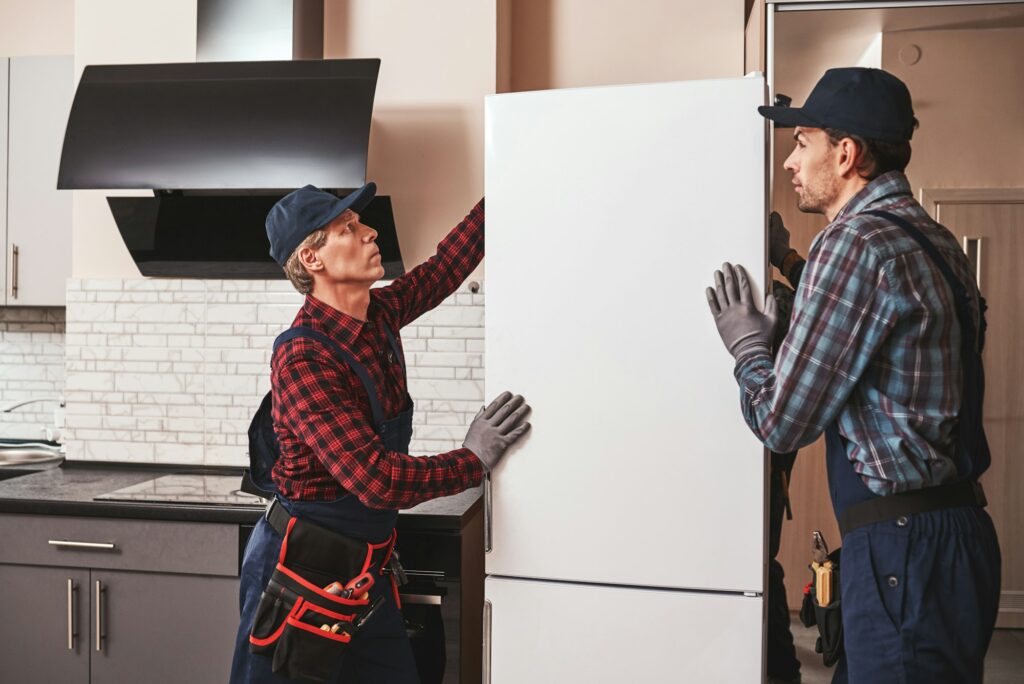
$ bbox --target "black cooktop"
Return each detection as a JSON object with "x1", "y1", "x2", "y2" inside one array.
[{"x1": 94, "y1": 474, "x2": 266, "y2": 507}]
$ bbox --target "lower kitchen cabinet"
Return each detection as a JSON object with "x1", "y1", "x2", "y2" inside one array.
[
  {"x1": 0, "y1": 564, "x2": 91, "y2": 683},
  {"x1": 0, "y1": 564, "x2": 237, "y2": 684},
  {"x1": 0, "y1": 514, "x2": 242, "y2": 684},
  {"x1": 90, "y1": 569, "x2": 238, "y2": 683}
]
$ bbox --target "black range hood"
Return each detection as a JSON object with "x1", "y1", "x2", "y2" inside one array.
[{"x1": 58, "y1": 58, "x2": 405, "y2": 279}]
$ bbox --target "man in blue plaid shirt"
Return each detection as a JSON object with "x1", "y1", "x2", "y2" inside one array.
[{"x1": 707, "y1": 68, "x2": 1001, "y2": 683}]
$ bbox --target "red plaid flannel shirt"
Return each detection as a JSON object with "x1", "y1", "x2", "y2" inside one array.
[{"x1": 270, "y1": 200, "x2": 485, "y2": 508}]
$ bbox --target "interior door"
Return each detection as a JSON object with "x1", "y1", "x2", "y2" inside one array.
[
  {"x1": 484, "y1": 76, "x2": 769, "y2": 593},
  {"x1": 927, "y1": 190, "x2": 1024, "y2": 628},
  {"x1": 485, "y1": 576, "x2": 763, "y2": 683}
]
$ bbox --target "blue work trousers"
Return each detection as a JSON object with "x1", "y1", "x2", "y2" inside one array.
[{"x1": 832, "y1": 505, "x2": 1001, "y2": 684}]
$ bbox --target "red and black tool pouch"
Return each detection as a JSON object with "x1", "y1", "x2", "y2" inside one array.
[
  {"x1": 249, "y1": 515, "x2": 395, "y2": 682},
  {"x1": 799, "y1": 547, "x2": 844, "y2": 668}
]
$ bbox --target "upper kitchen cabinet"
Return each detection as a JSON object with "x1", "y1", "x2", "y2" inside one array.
[{"x1": 3, "y1": 55, "x2": 73, "y2": 307}]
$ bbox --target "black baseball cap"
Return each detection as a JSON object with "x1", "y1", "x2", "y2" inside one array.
[
  {"x1": 266, "y1": 183, "x2": 376, "y2": 266},
  {"x1": 758, "y1": 67, "x2": 916, "y2": 143}
]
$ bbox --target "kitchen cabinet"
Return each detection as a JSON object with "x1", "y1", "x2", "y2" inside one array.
[
  {"x1": 0, "y1": 514, "x2": 240, "y2": 684},
  {"x1": 2, "y1": 55, "x2": 73, "y2": 306}
]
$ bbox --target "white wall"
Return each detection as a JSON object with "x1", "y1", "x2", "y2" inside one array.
[{"x1": 63, "y1": 280, "x2": 484, "y2": 465}]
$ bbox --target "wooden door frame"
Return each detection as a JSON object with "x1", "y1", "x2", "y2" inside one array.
[{"x1": 921, "y1": 187, "x2": 1024, "y2": 219}]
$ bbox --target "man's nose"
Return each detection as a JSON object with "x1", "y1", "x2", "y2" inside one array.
[
  {"x1": 361, "y1": 223, "x2": 378, "y2": 241},
  {"x1": 783, "y1": 150, "x2": 798, "y2": 173}
]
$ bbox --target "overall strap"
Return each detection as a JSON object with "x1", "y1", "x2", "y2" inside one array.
[
  {"x1": 380, "y1": 322, "x2": 407, "y2": 374},
  {"x1": 863, "y1": 210, "x2": 990, "y2": 480},
  {"x1": 274, "y1": 326, "x2": 386, "y2": 430}
]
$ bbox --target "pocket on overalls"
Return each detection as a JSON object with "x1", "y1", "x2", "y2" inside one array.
[{"x1": 271, "y1": 598, "x2": 358, "y2": 682}]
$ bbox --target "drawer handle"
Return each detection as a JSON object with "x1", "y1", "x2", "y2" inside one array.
[
  {"x1": 49, "y1": 540, "x2": 117, "y2": 551},
  {"x1": 399, "y1": 593, "x2": 442, "y2": 606}
]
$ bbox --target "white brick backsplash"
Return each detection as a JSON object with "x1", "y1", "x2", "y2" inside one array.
[{"x1": 58, "y1": 279, "x2": 485, "y2": 466}]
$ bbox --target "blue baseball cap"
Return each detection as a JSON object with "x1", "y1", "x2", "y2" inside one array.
[
  {"x1": 266, "y1": 183, "x2": 377, "y2": 266},
  {"x1": 758, "y1": 67, "x2": 916, "y2": 143}
]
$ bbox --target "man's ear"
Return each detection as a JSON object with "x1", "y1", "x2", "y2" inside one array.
[
  {"x1": 297, "y1": 245, "x2": 324, "y2": 273},
  {"x1": 835, "y1": 137, "x2": 865, "y2": 179}
]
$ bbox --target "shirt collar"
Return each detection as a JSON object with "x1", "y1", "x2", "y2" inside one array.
[
  {"x1": 836, "y1": 170, "x2": 913, "y2": 221},
  {"x1": 301, "y1": 294, "x2": 366, "y2": 348}
]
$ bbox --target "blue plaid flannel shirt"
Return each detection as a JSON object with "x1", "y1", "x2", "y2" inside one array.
[{"x1": 736, "y1": 171, "x2": 984, "y2": 495}]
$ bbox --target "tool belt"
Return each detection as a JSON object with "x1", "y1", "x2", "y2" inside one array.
[
  {"x1": 799, "y1": 547, "x2": 843, "y2": 668},
  {"x1": 248, "y1": 499, "x2": 403, "y2": 682},
  {"x1": 837, "y1": 479, "x2": 986, "y2": 537}
]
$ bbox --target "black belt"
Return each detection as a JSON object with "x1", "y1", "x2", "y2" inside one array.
[
  {"x1": 264, "y1": 497, "x2": 295, "y2": 537},
  {"x1": 838, "y1": 480, "x2": 987, "y2": 537}
]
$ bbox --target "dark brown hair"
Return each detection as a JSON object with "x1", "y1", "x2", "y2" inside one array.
[{"x1": 824, "y1": 119, "x2": 919, "y2": 180}]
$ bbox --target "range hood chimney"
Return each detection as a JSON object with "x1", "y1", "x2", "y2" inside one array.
[
  {"x1": 197, "y1": 0, "x2": 324, "y2": 62},
  {"x1": 57, "y1": 1, "x2": 406, "y2": 280}
]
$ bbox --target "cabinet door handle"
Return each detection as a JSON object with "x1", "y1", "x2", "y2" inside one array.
[
  {"x1": 10, "y1": 244, "x2": 18, "y2": 300},
  {"x1": 95, "y1": 580, "x2": 105, "y2": 653},
  {"x1": 484, "y1": 473, "x2": 492, "y2": 553},
  {"x1": 67, "y1": 579, "x2": 78, "y2": 650},
  {"x1": 49, "y1": 539, "x2": 117, "y2": 550},
  {"x1": 482, "y1": 599, "x2": 492, "y2": 684}
]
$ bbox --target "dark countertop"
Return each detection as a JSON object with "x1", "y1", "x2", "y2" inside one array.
[{"x1": 0, "y1": 462, "x2": 481, "y2": 532}]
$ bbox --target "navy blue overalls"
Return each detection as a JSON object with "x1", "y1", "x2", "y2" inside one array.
[
  {"x1": 825, "y1": 211, "x2": 1001, "y2": 684},
  {"x1": 229, "y1": 323, "x2": 420, "y2": 684}
]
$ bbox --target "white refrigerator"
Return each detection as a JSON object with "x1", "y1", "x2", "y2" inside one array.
[{"x1": 484, "y1": 76, "x2": 769, "y2": 682}]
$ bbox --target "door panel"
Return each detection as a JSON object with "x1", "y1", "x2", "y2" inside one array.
[
  {"x1": 0, "y1": 564, "x2": 89, "y2": 683},
  {"x1": 0, "y1": 59, "x2": 8, "y2": 305},
  {"x1": 485, "y1": 77, "x2": 768, "y2": 592},
  {"x1": 7, "y1": 55, "x2": 73, "y2": 306},
  {"x1": 90, "y1": 570, "x2": 239, "y2": 684},
  {"x1": 932, "y1": 194, "x2": 1024, "y2": 628},
  {"x1": 485, "y1": 576, "x2": 762, "y2": 683}
]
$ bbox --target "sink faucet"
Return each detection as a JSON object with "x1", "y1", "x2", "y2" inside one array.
[
  {"x1": 0, "y1": 395, "x2": 66, "y2": 443},
  {"x1": 1, "y1": 396, "x2": 66, "y2": 412}
]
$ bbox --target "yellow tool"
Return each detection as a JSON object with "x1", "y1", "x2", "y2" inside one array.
[{"x1": 812, "y1": 560, "x2": 834, "y2": 607}]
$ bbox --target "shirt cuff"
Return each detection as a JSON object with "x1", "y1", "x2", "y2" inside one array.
[{"x1": 451, "y1": 447, "x2": 486, "y2": 488}]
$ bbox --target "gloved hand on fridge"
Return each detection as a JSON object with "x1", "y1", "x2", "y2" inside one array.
[
  {"x1": 463, "y1": 391, "x2": 531, "y2": 472},
  {"x1": 706, "y1": 263, "x2": 778, "y2": 362}
]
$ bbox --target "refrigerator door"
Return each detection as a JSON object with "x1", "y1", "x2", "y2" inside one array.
[
  {"x1": 485, "y1": 576, "x2": 762, "y2": 683},
  {"x1": 485, "y1": 76, "x2": 768, "y2": 593}
]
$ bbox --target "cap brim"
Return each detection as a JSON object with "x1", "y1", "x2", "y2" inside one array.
[
  {"x1": 756, "y1": 105, "x2": 822, "y2": 130},
  {"x1": 317, "y1": 182, "x2": 378, "y2": 229}
]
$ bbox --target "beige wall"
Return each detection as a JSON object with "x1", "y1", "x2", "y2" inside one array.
[
  {"x1": 884, "y1": 27, "x2": 1024, "y2": 193},
  {"x1": 507, "y1": 0, "x2": 743, "y2": 92},
  {"x1": 324, "y1": 0, "x2": 497, "y2": 272},
  {"x1": 60, "y1": 0, "x2": 747, "y2": 277},
  {"x1": 324, "y1": 0, "x2": 745, "y2": 269},
  {"x1": 71, "y1": 0, "x2": 197, "y2": 279},
  {"x1": 0, "y1": 0, "x2": 73, "y2": 55}
]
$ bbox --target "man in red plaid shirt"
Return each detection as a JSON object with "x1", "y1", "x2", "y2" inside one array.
[{"x1": 231, "y1": 182, "x2": 529, "y2": 684}]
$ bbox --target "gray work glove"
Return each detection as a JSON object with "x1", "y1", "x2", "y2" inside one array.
[
  {"x1": 706, "y1": 263, "x2": 778, "y2": 362},
  {"x1": 768, "y1": 211, "x2": 792, "y2": 269},
  {"x1": 463, "y1": 391, "x2": 531, "y2": 472}
]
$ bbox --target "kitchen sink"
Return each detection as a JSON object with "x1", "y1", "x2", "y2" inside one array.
[{"x1": 0, "y1": 442, "x2": 64, "y2": 469}]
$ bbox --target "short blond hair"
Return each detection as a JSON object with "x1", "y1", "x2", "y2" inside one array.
[{"x1": 283, "y1": 229, "x2": 328, "y2": 295}]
